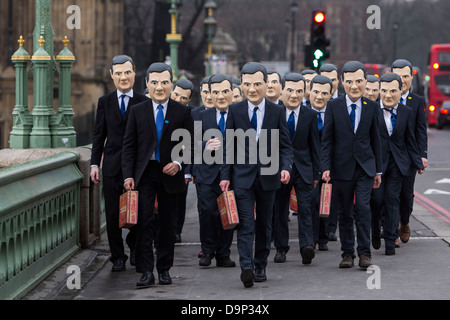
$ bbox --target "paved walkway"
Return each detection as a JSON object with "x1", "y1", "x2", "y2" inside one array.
[{"x1": 24, "y1": 184, "x2": 450, "y2": 301}]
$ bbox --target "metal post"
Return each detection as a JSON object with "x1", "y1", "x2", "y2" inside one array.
[
  {"x1": 53, "y1": 36, "x2": 77, "y2": 148},
  {"x1": 29, "y1": 36, "x2": 52, "y2": 149},
  {"x1": 9, "y1": 36, "x2": 32, "y2": 149},
  {"x1": 166, "y1": 0, "x2": 182, "y2": 81}
]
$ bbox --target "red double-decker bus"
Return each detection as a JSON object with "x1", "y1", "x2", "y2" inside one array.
[{"x1": 426, "y1": 44, "x2": 450, "y2": 126}]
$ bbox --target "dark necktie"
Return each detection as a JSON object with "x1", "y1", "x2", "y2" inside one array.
[
  {"x1": 305, "y1": 100, "x2": 311, "y2": 108},
  {"x1": 120, "y1": 94, "x2": 127, "y2": 119},
  {"x1": 287, "y1": 111, "x2": 296, "y2": 141},
  {"x1": 349, "y1": 103, "x2": 357, "y2": 130},
  {"x1": 317, "y1": 111, "x2": 324, "y2": 134},
  {"x1": 155, "y1": 104, "x2": 164, "y2": 162},
  {"x1": 219, "y1": 111, "x2": 226, "y2": 136},
  {"x1": 251, "y1": 106, "x2": 259, "y2": 131},
  {"x1": 384, "y1": 108, "x2": 396, "y2": 131},
  {"x1": 400, "y1": 97, "x2": 404, "y2": 105}
]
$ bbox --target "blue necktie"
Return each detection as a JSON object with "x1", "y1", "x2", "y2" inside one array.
[
  {"x1": 219, "y1": 111, "x2": 226, "y2": 136},
  {"x1": 384, "y1": 108, "x2": 396, "y2": 131},
  {"x1": 400, "y1": 97, "x2": 404, "y2": 105},
  {"x1": 155, "y1": 104, "x2": 164, "y2": 162},
  {"x1": 349, "y1": 103, "x2": 357, "y2": 130},
  {"x1": 317, "y1": 111, "x2": 323, "y2": 133},
  {"x1": 251, "y1": 107, "x2": 259, "y2": 131},
  {"x1": 287, "y1": 111, "x2": 296, "y2": 141},
  {"x1": 120, "y1": 94, "x2": 127, "y2": 119}
]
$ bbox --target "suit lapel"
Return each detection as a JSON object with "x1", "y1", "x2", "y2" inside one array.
[
  {"x1": 110, "y1": 92, "x2": 123, "y2": 123},
  {"x1": 339, "y1": 96, "x2": 354, "y2": 133},
  {"x1": 160, "y1": 99, "x2": 175, "y2": 141},
  {"x1": 261, "y1": 100, "x2": 272, "y2": 131},
  {"x1": 144, "y1": 100, "x2": 157, "y2": 139},
  {"x1": 292, "y1": 106, "x2": 305, "y2": 143}
]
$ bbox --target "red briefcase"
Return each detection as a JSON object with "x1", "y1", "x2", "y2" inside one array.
[
  {"x1": 119, "y1": 190, "x2": 138, "y2": 228},
  {"x1": 217, "y1": 191, "x2": 240, "y2": 230},
  {"x1": 319, "y1": 183, "x2": 332, "y2": 218}
]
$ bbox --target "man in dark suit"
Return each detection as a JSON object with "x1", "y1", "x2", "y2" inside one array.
[
  {"x1": 321, "y1": 61, "x2": 383, "y2": 269},
  {"x1": 308, "y1": 75, "x2": 333, "y2": 251},
  {"x1": 319, "y1": 63, "x2": 340, "y2": 100},
  {"x1": 318, "y1": 63, "x2": 341, "y2": 241},
  {"x1": 266, "y1": 71, "x2": 283, "y2": 104},
  {"x1": 371, "y1": 73, "x2": 424, "y2": 255},
  {"x1": 90, "y1": 55, "x2": 148, "y2": 272},
  {"x1": 272, "y1": 73, "x2": 320, "y2": 265},
  {"x1": 391, "y1": 59, "x2": 428, "y2": 244},
  {"x1": 170, "y1": 78, "x2": 195, "y2": 243},
  {"x1": 301, "y1": 70, "x2": 317, "y2": 108},
  {"x1": 122, "y1": 63, "x2": 194, "y2": 288},
  {"x1": 364, "y1": 75, "x2": 381, "y2": 102},
  {"x1": 220, "y1": 62, "x2": 293, "y2": 288},
  {"x1": 194, "y1": 73, "x2": 236, "y2": 268}
]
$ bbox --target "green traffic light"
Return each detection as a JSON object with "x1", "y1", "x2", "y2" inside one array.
[{"x1": 314, "y1": 49, "x2": 324, "y2": 60}]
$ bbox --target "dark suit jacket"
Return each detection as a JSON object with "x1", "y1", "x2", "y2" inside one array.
[
  {"x1": 122, "y1": 98, "x2": 194, "y2": 193},
  {"x1": 222, "y1": 99, "x2": 293, "y2": 191},
  {"x1": 91, "y1": 91, "x2": 148, "y2": 178},
  {"x1": 321, "y1": 95, "x2": 383, "y2": 180},
  {"x1": 377, "y1": 103, "x2": 424, "y2": 176},
  {"x1": 405, "y1": 92, "x2": 428, "y2": 159},
  {"x1": 189, "y1": 107, "x2": 231, "y2": 185},
  {"x1": 191, "y1": 105, "x2": 206, "y2": 121},
  {"x1": 282, "y1": 102, "x2": 321, "y2": 184}
]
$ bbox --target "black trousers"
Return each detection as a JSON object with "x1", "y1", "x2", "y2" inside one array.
[
  {"x1": 196, "y1": 180, "x2": 234, "y2": 259},
  {"x1": 335, "y1": 163, "x2": 373, "y2": 258},
  {"x1": 273, "y1": 167, "x2": 314, "y2": 253},
  {"x1": 371, "y1": 156, "x2": 404, "y2": 248},
  {"x1": 135, "y1": 161, "x2": 180, "y2": 273},
  {"x1": 234, "y1": 176, "x2": 276, "y2": 271},
  {"x1": 103, "y1": 174, "x2": 136, "y2": 263},
  {"x1": 399, "y1": 172, "x2": 416, "y2": 226}
]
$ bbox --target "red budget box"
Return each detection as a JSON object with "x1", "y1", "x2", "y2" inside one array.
[
  {"x1": 319, "y1": 183, "x2": 332, "y2": 218},
  {"x1": 119, "y1": 190, "x2": 138, "y2": 228},
  {"x1": 290, "y1": 187, "x2": 297, "y2": 212},
  {"x1": 217, "y1": 191, "x2": 240, "y2": 230}
]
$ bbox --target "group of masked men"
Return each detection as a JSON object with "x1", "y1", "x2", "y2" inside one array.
[{"x1": 91, "y1": 55, "x2": 427, "y2": 289}]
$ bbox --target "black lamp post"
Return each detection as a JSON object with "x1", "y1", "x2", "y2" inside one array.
[{"x1": 290, "y1": 1, "x2": 298, "y2": 72}]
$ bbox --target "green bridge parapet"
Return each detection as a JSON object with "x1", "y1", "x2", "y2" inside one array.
[{"x1": 0, "y1": 151, "x2": 84, "y2": 299}]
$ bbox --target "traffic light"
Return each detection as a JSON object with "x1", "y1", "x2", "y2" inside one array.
[{"x1": 308, "y1": 9, "x2": 330, "y2": 69}]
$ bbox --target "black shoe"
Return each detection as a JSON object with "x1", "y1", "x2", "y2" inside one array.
[
  {"x1": 318, "y1": 243, "x2": 328, "y2": 251},
  {"x1": 158, "y1": 270, "x2": 172, "y2": 285},
  {"x1": 240, "y1": 268, "x2": 254, "y2": 288},
  {"x1": 385, "y1": 246, "x2": 395, "y2": 256},
  {"x1": 327, "y1": 232, "x2": 337, "y2": 241},
  {"x1": 274, "y1": 249, "x2": 286, "y2": 263},
  {"x1": 254, "y1": 268, "x2": 267, "y2": 282},
  {"x1": 111, "y1": 259, "x2": 126, "y2": 272},
  {"x1": 136, "y1": 271, "x2": 155, "y2": 288},
  {"x1": 301, "y1": 246, "x2": 315, "y2": 265},
  {"x1": 372, "y1": 235, "x2": 381, "y2": 250},
  {"x1": 199, "y1": 253, "x2": 214, "y2": 267},
  {"x1": 216, "y1": 257, "x2": 236, "y2": 268},
  {"x1": 130, "y1": 250, "x2": 136, "y2": 266}
]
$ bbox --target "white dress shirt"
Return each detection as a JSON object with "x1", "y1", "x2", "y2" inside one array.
[
  {"x1": 285, "y1": 106, "x2": 300, "y2": 130},
  {"x1": 380, "y1": 101, "x2": 398, "y2": 136},
  {"x1": 346, "y1": 95, "x2": 362, "y2": 133},
  {"x1": 117, "y1": 89, "x2": 134, "y2": 112},
  {"x1": 248, "y1": 99, "x2": 266, "y2": 141}
]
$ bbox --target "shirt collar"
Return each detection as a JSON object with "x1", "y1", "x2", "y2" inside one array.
[
  {"x1": 346, "y1": 95, "x2": 362, "y2": 108},
  {"x1": 311, "y1": 105, "x2": 326, "y2": 113},
  {"x1": 117, "y1": 89, "x2": 134, "y2": 99},
  {"x1": 380, "y1": 100, "x2": 398, "y2": 112},
  {"x1": 401, "y1": 91, "x2": 409, "y2": 102},
  {"x1": 248, "y1": 98, "x2": 266, "y2": 112},
  {"x1": 216, "y1": 107, "x2": 228, "y2": 115},
  {"x1": 152, "y1": 99, "x2": 169, "y2": 111}
]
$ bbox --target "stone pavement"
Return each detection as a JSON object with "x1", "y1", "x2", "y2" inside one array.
[{"x1": 23, "y1": 184, "x2": 450, "y2": 301}]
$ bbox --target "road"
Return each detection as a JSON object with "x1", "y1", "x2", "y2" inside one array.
[{"x1": 24, "y1": 128, "x2": 450, "y2": 307}]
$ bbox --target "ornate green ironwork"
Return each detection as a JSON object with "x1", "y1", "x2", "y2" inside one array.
[
  {"x1": 9, "y1": 0, "x2": 77, "y2": 149},
  {"x1": 0, "y1": 152, "x2": 83, "y2": 300}
]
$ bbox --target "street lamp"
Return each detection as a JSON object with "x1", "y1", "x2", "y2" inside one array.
[
  {"x1": 166, "y1": 0, "x2": 183, "y2": 80},
  {"x1": 204, "y1": 1, "x2": 217, "y2": 76},
  {"x1": 393, "y1": 22, "x2": 399, "y2": 61},
  {"x1": 290, "y1": 0, "x2": 298, "y2": 72}
]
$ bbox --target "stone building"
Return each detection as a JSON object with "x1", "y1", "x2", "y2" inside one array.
[{"x1": 0, "y1": 0, "x2": 125, "y2": 149}]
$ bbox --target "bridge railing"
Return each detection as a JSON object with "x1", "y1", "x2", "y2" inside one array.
[{"x1": 0, "y1": 151, "x2": 85, "y2": 300}]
